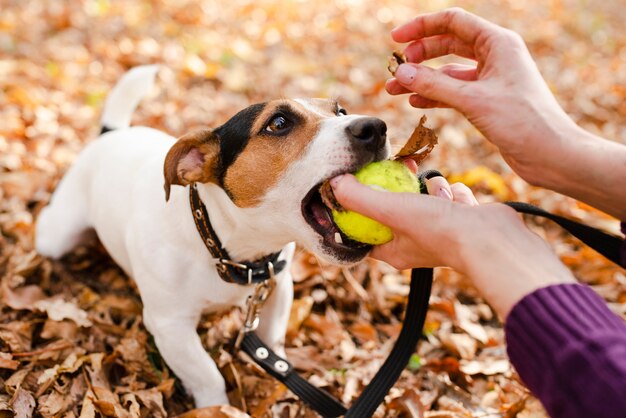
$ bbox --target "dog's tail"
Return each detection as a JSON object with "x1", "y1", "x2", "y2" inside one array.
[{"x1": 99, "y1": 65, "x2": 160, "y2": 134}]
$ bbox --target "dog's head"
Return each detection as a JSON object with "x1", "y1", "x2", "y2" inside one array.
[{"x1": 164, "y1": 99, "x2": 389, "y2": 264}]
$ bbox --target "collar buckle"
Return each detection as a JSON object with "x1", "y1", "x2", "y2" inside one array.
[{"x1": 218, "y1": 258, "x2": 248, "y2": 270}]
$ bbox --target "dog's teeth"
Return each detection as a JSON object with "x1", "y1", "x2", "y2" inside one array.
[{"x1": 334, "y1": 232, "x2": 343, "y2": 244}]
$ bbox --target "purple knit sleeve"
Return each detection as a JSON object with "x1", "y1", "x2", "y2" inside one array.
[
  {"x1": 505, "y1": 283, "x2": 626, "y2": 418},
  {"x1": 621, "y1": 222, "x2": 626, "y2": 268}
]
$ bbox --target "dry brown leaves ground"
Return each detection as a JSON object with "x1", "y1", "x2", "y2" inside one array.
[{"x1": 1, "y1": 0, "x2": 625, "y2": 417}]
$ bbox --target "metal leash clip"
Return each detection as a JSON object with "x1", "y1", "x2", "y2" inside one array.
[{"x1": 234, "y1": 262, "x2": 276, "y2": 348}]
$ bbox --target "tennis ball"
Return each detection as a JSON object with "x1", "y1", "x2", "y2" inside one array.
[{"x1": 332, "y1": 160, "x2": 420, "y2": 245}]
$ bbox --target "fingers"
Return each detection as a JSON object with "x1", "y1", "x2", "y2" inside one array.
[
  {"x1": 408, "y1": 94, "x2": 447, "y2": 109},
  {"x1": 385, "y1": 64, "x2": 478, "y2": 109},
  {"x1": 404, "y1": 35, "x2": 475, "y2": 63},
  {"x1": 426, "y1": 177, "x2": 479, "y2": 206},
  {"x1": 330, "y1": 174, "x2": 403, "y2": 228},
  {"x1": 392, "y1": 7, "x2": 499, "y2": 45},
  {"x1": 385, "y1": 78, "x2": 412, "y2": 95},
  {"x1": 426, "y1": 176, "x2": 453, "y2": 200},
  {"x1": 386, "y1": 64, "x2": 477, "y2": 96},
  {"x1": 370, "y1": 243, "x2": 411, "y2": 269},
  {"x1": 393, "y1": 64, "x2": 469, "y2": 106},
  {"x1": 401, "y1": 159, "x2": 418, "y2": 174},
  {"x1": 438, "y1": 63, "x2": 478, "y2": 81},
  {"x1": 450, "y1": 182, "x2": 479, "y2": 205}
]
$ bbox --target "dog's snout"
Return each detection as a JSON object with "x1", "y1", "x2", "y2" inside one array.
[{"x1": 346, "y1": 117, "x2": 387, "y2": 151}]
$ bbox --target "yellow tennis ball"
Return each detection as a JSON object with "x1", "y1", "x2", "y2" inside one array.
[{"x1": 332, "y1": 160, "x2": 420, "y2": 245}]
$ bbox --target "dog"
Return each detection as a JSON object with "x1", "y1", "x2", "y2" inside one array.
[{"x1": 35, "y1": 65, "x2": 390, "y2": 407}]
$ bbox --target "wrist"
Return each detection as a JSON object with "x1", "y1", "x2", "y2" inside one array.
[
  {"x1": 512, "y1": 114, "x2": 583, "y2": 190},
  {"x1": 532, "y1": 126, "x2": 626, "y2": 219},
  {"x1": 531, "y1": 123, "x2": 594, "y2": 190},
  {"x1": 452, "y1": 204, "x2": 576, "y2": 318}
]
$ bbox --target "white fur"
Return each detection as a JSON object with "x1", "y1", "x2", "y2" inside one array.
[
  {"x1": 101, "y1": 65, "x2": 160, "y2": 130},
  {"x1": 36, "y1": 67, "x2": 389, "y2": 407}
]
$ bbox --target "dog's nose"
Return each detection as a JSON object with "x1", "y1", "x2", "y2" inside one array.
[{"x1": 346, "y1": 117, "x2": 387, "y2": 152}]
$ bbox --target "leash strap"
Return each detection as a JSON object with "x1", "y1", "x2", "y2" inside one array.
[
  {"x1": 504, "y1": 201, "x2": 624, "y2": 264},
  {"x1": 240, "y1": 268, "x2": 433, "y2": 418},
  {"x1": 237, "y1": 170, "x2": 624, "y2": 417},
  {"x1": 240, "y1": 332, "x2": 348, "y2": 417},
  {"x1": 344, "y1": 267, "x2": 433, "y2": 417},
  {"x1": 189, "y1": 184, "x2": 286, "y2": 285}
]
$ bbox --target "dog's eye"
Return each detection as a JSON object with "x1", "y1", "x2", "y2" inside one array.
[
  {"x1": 337, "y1": 108, "x2": 347, "y2": 116},
  {"x1": 265, "y1": 115, "x2": 292, "y2": 134}
]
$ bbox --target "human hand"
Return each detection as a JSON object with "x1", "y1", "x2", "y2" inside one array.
[
  {"x1": 330, "y1": 173, "x2": 576, "y2": 317},
  {"x1": 386, "y1": 8, "x2": 582, "y2": 187}
]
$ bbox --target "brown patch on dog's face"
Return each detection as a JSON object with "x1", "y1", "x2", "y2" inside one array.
[
  {"x1": 221, "y1": 99, "x2": 339, "y2": 207},
  {"x1": 163, "y1": 129, "x2": 220, "y2": 201},
  {"x1": 164, "y1": 99, "x2": 350, "y2": 206}
]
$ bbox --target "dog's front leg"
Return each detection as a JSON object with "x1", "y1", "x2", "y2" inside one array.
[
  {"x1": 143, "y1": 309, "x2": 229, "y2": 407},
  {"x1": 255, "y1": 243, "x2": 295, "y2": 358}
]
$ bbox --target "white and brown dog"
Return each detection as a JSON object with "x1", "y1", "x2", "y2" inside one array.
[{"x1": 35, "y1": 66, "x2": 389, "y2": 407}]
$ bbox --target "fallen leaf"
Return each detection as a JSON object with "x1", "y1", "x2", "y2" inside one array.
[
  {"x1": 454, "y1": 303, "x2": 489, "y2": 344},
  {"x1": 40, "y1": 319, "x2": 79, "y2": 340},
  {"x1": 134, "y1": 388, "x2": 167, "y2": 418},
  {"x1": 121, "y1": 393, "x2": 141, "y2": 418},
  {"x1": 394, "y1": 115, "x2": 439, "y2": 165},
  {"x1": 441, "y1": 333, "x2": 477, "y2": 360},
  {"x1": 92, "y1": 386, "x2": 128, "y2": 418},
  {"x1": 9, "y1": 387, "x2": 36, "y2": 418},
  {"x1": 286, "y1": 296, "x2": 313, "y2": 339},
  {"x1": 303, "y1": 313, "x2": 344, "y2": 347},
  {"x1": 1, "y1": 283, "x2": 47, "y2": 310},
  {"x1": 0, "y1": 353, "x2": 20, "y2": 370},
  {"x1": 448, "y1": 166, "x2": 509, "y2": 200},
  {"x1": 387, "y1": 388, "x2": 426, "y2": 417},
  {"x1": 38, "y1": 391, "x2": 71, "y2": 418},
  {"x1": 0, "y1": 394, "x2": 11, "y2": 417},
  {"x1": 34, "y1": 298, "x2": 92, "y2": 327},
  {"x1": 78, "y1": 390, "x2": 97, "y2": 418},
  {"x1": 387, "y1": 50, "x2": 407, "y2": 76},
  {"x1": 349, "y1": 320, "x2": 378, "y2": 344},
  {"x1": 459, "y1": 359, "x2": 510, "y2": 376}
]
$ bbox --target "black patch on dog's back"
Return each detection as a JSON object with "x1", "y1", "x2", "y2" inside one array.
[{"x1": 214, "y1": 102, "x2": 267, "y2": 184}]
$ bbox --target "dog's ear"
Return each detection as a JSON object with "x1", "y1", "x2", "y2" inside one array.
[{"x1": 163, "y1": 129, "x2": 220, "y2": 201}]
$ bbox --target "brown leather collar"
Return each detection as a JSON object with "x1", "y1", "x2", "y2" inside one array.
[{"x1": 188, "y1": 183, "x2": 286, "y2": 285}]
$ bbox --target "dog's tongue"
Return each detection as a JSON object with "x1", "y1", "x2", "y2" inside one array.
[{"x1": 310, "y1": 198, "x2": 333, "y2": 229}]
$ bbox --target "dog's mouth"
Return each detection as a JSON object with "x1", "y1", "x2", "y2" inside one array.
[{"x1": 301, "y1": 180, "x2": 372, "y2": 261}]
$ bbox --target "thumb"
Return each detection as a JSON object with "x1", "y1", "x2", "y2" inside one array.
[
  {"x1": 330, "y1": 174, "x2": 402, "y2": 228},
  {"x1": 395, "y1": 64, "x2": 470, "y2": 107}
]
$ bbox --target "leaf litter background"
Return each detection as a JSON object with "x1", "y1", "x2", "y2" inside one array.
[{"x1": 1, "y1": 0, "x2": 626, "y2": 417}]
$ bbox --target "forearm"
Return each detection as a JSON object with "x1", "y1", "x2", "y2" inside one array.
[
  {"x1": 456, "y1": 210, "x2": 576, "y2": 318},
  {"x1": 506, "y1": 284, "x2": 626, "y2": 417},
  {"x1": 534, "y1": 124, "x2": 626, "y2": 220}
]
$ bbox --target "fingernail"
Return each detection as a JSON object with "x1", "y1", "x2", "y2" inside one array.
[
  {"x1": 330, "y1": 174, "x2": 345, "y2": 188},
  {"x1": 437, "y1": 187, "x2": 453, "y2": 200},
  {"x1": 395, "y1": 64, "x2": 417, "y2": 84}
]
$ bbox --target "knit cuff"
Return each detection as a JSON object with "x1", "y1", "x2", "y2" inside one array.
[{"x1": 505, "y1": 283, "x2": 626, "y2": 417}]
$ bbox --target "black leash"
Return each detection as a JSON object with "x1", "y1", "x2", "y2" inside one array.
[
  {"x1": 189, "y1": 172, "x2": 624, "y2": 417},
  {"x1": 503, "y1": 201, "x2": 624, "y2": 265},
  {"x1": 239, "y1": 268, "x2": 433, "y2": 418}
]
